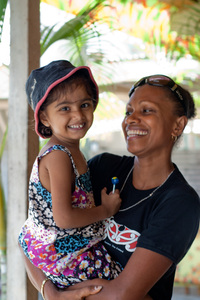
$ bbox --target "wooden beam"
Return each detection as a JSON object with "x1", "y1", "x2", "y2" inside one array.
[
  {"x1": 7, "y1": 0, "x2": 40, "y2": 299},
  {"x1": 27, "y1": 0, "x2": 40, "y2": 299}
]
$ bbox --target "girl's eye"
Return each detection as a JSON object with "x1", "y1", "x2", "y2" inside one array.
[
  {"x1": 81, "y1": 101, "x2": 93, "y2": 109},
  {"x1": 60, "y1": 106, "x2": 70, "y2": 111},
  {"x1": 81, "y1": 103, "x2": 89, "y2": 108}
]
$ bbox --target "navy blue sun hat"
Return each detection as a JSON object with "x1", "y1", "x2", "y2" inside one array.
[{"x1": 26, "y1": 60, "x2": 99, "y2": 137}]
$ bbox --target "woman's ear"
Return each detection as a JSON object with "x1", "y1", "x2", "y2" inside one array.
[
  {"x1": 39, "y1": 111, "x2": 49, "y2": 127},
  {"x1": 172, "y1": 115, "x2": 188, "y2": 137}
]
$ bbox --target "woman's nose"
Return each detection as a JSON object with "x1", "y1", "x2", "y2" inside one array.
[{"x1": 125, "y1": 111, "x2": 140, "y2": 124}]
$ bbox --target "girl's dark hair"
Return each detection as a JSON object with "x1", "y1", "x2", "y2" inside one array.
[
  {"x1": 38, "y1": 71, "x2": 97, "y2": 138},
  {"x1": 164, "y1": 85, "x2": 196, "y2": 119}
]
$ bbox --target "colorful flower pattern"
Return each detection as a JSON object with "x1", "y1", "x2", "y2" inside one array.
[{"x1": 18, "y1": 145, "x2": 122, "y2": 288}]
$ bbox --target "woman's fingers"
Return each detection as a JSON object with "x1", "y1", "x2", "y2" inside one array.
[{"x1": 77, "y1": 285, "x2": 102, "y2": 299}]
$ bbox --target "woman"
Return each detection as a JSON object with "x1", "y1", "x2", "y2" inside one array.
[{"x1": 21, "y1": 74, "x2": 200, "y2": 300}]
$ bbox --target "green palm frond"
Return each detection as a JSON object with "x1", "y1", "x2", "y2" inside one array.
[
  {"x1": 168, "y1": 2, "x2": 200, "y2": 60},
  {"x1": 0, "y1": 127, "x2": 7, "y2": 255},
  {"x1": 40, "y1": 0, "x2": 117, "y2": 83},
  {"x1": 0, "y1": 0, "x2": 8, "y2": 42},
  {"x1": 40, "y1": 0, "x2": 112, "y2": 56},
  {"x1": 0, "y1": 127, "x2": 7, "y2": 159},
  {"x1": 0, "y1": 177, "x2": 6, "y2": 254},
  {"x1": 170, "y1": 2, "x2": 200, "y2": 35},
  {"x1": 41, "y1": 16, "x2": 91, "y2": 55}
]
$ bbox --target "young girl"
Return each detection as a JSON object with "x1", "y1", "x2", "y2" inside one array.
[{"x1": 18, "y1": 60, "x2": 122, "y2": 290}]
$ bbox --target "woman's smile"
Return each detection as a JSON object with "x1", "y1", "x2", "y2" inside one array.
[{"x1": 126, "y1": 128, "x2": 148, "y2": 139}]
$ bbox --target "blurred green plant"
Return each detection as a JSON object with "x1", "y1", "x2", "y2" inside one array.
[
  {"x1": 0, "y1": 127, "x2": 7, "y2": 256},
  {"x1": 0, "y1": 0, "x2": 8, "y2": 260},
  {"x1": 40, "y1": 0, "x2": 117, "y2": 82},
  {"x1": 168, "y1": 1, "x2": 200, "y2": 61},
  {"x1": 0, "y1": 0, "x2": 8, "y2": 42}
]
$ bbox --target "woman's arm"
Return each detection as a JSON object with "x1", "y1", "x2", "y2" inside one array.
[
  {"x1": 19, "y1": 246, "x2": 102, "y2": 300},
  {"x1": 85, "y1": 247, "x2": 173, "y2": 300},
  {"x1": 19, "y1": 243, "x2": 171, "y2": 300}
]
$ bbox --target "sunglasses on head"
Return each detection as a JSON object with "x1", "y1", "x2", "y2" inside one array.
[{"x1": 129, "y1": 75, "x2": 186, "y2": 114}]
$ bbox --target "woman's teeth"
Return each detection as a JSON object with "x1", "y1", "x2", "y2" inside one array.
[{"x1": 127, "y1": 130, "x2": 147, "y2": 136}]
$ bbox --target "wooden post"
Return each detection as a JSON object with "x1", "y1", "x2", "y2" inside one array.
[
  {"x1": 27, "y1": 0, "x2": 40, "y2": 299},
  {"x1": 7, "y1": 0, "x2": 40, "y2": 299}
]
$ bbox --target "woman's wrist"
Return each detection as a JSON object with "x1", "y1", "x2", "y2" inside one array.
[
  {"x1": 41, "y1": 278, "x2": 51, "y2": 300},
  {"x1": 41, "y1": 278, "x2": 59, "y2": 300}
]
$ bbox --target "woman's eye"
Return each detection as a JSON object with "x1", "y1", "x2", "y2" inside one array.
[
  {"x1": 125, "y1": 111, "x2": 132, "y2": 116},
  {"x1": 143, "y1": 108, "x2": 153, "y2": 113}
]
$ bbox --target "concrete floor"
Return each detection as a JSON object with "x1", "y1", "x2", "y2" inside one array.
[
  {"x1": 172, "y1": 295, "x2": 200, "y2": 300},
  {"x1": 172, "y1": 286, "x2": 200, "y2": 300},
  {"x1": 37, "y1": 287, "x2": 200, "y2": 300}
]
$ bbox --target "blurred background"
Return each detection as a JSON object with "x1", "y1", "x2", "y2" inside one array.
[{"x1": 0, "y1": 0, "x2": 200, "y2": 299}]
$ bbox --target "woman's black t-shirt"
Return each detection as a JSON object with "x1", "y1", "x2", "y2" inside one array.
[{"x1": 88, "y1": 153, "x2": 200, "y2": 300}]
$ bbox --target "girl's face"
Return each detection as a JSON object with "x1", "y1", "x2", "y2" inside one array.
[
  {"x1": 40, "y1": 84, "x2": 94, "y2": 145},
  {"x1": 122, "y1": 84, "x2": 186, "y2": 159}
]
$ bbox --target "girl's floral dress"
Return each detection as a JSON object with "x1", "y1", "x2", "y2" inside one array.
[{"x1": 18, "y1": 145, "x2": 121, "y2": 288}]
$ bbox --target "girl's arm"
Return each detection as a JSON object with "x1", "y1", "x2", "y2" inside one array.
[
  {"x1": 85, "y1": 247, "x2": 173, "y2": 300},
  {"x1": 19, "y1": 246, "x2": 102, "y2": 300},
  {"x1": 40, "y1": 150, "x2": 121, "y2": 229}
]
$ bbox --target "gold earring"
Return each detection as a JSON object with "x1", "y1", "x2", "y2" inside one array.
[{"x1": 172, "y1": 135, "x2": 177, "y2": 143}]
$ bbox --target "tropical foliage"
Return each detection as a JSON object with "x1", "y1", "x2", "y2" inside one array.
[
  {"x1": 0, "y1": 0, "x2": 8, "y2": 278},
  {"x1": 0, "y1": 129, "x2": 7, "y2": 256},
  {"x1": 169, "y1": 1, "x2": 200, "y2": 61},
  {"x1": 41, "y1": 0, "x2": 120, "y2": 84},
  {"x1": 109, "y1": 0, "x2": 200, "y2": 62},
  {"x1": 41, "y1": 0, "x2": 112, "y2": 56},
  {"x1": 0, "y1": 0, "x2": 8, "y2": 42},
  {"x1": 40, "y1": 0, "x2": 200, "y2": 65}
]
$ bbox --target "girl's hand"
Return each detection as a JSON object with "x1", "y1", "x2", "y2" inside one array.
[{"x1": 101, "y1": 187, "x2": 122, "y2": 217}]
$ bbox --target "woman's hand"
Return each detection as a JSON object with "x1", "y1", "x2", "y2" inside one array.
[
  {"x1": 44, "y1": 280, "x2": 102, "y2": 300},
  {"x1": 19, "y1": 245, "x2": 102, "y2": 300}
]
